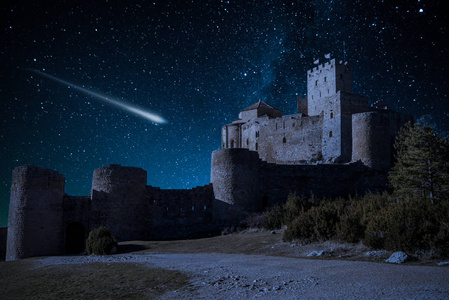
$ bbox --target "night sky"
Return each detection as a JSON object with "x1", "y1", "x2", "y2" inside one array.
[{"x1": 1, "y1": 1, "x2": 448, "y2": 226}]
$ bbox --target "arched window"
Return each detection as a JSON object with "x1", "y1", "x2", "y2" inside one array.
[
  {"x1": 283, "y1": 137, "x2": 286, "y2": 143},
  {"x1": 329, "y1": 131, "x2": 333, "y2": 138},
  {"x1": 230, "y1": 140, "x2": 235, "y2": 148},
  {"x1": 330, "y1": 112, "x2": 334, "y2": 119}
]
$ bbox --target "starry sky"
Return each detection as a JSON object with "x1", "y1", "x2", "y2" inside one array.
[{"x1": 1, "y1": 0, "x2": 448, "y2": 226}]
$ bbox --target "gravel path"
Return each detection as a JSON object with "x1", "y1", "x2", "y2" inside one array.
[{"x1": 37, "y1": 253, "x2": 449, "y2": 299}]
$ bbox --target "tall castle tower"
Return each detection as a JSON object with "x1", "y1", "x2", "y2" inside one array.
[
  {"x1": 307, "y1": 59, "x2": 369, "y2": 162},
  {"x1": 6, "y1": 166, "x2": 65, "y2": 260},
  {"x1": 307, "y1": 59, "x2": 352, "y2": 116}
]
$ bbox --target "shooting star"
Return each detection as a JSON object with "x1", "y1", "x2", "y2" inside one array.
[{"x1": 29, "y1": 69, "x2": 167, "y2": 124}]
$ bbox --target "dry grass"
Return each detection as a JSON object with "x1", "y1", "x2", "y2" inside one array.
[
  {"x1": 120, "y1": 228, "x2": 386, "y2": 262},
  {"x1": 0, "y1": 260, "x2": 189, "y2": 300}
]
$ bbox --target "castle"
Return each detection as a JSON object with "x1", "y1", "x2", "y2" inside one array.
[{"x1": 1, "y1": 58, "x2": 413, "y2": 261}]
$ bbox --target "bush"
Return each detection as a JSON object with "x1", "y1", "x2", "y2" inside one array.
[
  {"x1": 283, "y1": 199, "x2": 342, "y2": 242},
  {"x1": 362, "y1": 194, "x2": 449, "y2": 256},
  {"x1": 86, "y1": 226, "x2": 118, "y2": 255},
  {"x1": 265, "y1": 205, "x2": 285, "y2": 230},
  {"x1": 242, "y1": 212, "x2": 268, "y2": 229}
]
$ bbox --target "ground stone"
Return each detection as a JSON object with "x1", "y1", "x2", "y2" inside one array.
[
  {"x1": 307, "y1": 250, "x2": 327, "y2": 257},
  {"x1": 385, "y1": 251, "x2": 408, "y2": 264}
]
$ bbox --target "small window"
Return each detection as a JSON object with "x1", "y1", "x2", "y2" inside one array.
[
  {"x1": 315, "y1": 80, "x2": 318, "y2": 86},
  {"x1": 230, "y1": 140, "x2": 235, "y2": 148},
  {"x1": 292, "y1": 123, "x2": 295, "y2": 127},
  {"x1": 247, "y1": 139, "x2": 249, "y2": 145},
  {"x1": 329, "y1": 131, "x2": 333, "y2": 138},
  {"x1": 324, "y1": 77, "x2": 327, "y2": 82},
  {"x1": 330, "y1": 112, "x2": 333, "y2": 119},
  {"x1": 320, "y1": 91, "x2": 321, "y2": 97},
  {"x1": 255, "y1": 143, "x2": 258, "y2": 150},
  {"x1": 204, "y1": 205, "x2": 207, "y2": 210},
  {"x1": 192, "y1": 206, "x2": 195, "y2": 211},
  {"x1": 283, "y1": 137, "x2": 286, "y2": 143}
]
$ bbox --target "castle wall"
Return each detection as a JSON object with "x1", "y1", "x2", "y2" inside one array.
[
  {"x1": 63, "y1": 195, "x2": 90, "y2": 254},
  {"x1": 0, "y1": 227, "x2": 6, "y2": 261},
  {"x1": 352, "y1": 112, "x2": 392, "y2": 169},
  {"x1": 146, "y1": 184, "x2": 219, "y2": 239},
  {"x1": 352, "y1": 110, "x2": 414, "y2": 169},
  {"x1": 211, "y1": 149, "x2": 387, "y2": 211},
  {"x1": 241, "y1": 114, "x2": 323, "y2": 164},
  {"x1": 211, "y1": 149, "x2": 389, "y2": 213},
  {"x1": 259, "y1": 162, "x2": 388, "y2": 207},
  {"x1": 6, "y1": 165, "x2": 65, "y2": 260},
  {"x1": 211, "y1": 149, "x2": 261, "y2": 212},
  {"x1": 90, "y1": 165, "x2": 148, "y2": 241}
]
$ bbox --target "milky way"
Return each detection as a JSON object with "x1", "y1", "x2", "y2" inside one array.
[{"x1": 0, "y1": 1, "x2": 448, "y2": 226}]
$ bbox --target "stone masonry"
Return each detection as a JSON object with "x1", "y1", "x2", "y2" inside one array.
[{"x1": 3, "y1": 58, "x2": 413, "y2": 260}]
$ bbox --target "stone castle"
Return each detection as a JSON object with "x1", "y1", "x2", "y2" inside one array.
[{"x1": 2, "y1": 58, "x2": 413, "y2": 261}]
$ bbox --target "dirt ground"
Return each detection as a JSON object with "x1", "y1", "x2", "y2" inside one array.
[{"x1": 34, "y1": 230, "x2": 449, "y2": 299}]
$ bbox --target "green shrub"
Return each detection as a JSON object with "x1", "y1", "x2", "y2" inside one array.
[
  {"x1": 283, "y1": 211, "x2": 315, "y2": 242},
  {"x1": 265, "y1": 205, "x2": 285, "y2": 230},
  {"x1": 363, "y1": 213, "x2": 388, "y2": 249},
  {"x1": 336, "y1": 210, "x2": 364, "y2": 243},
  {"x1": 281, "y1": 191, "x2": 449, "y2": 256},
  {"x1": 86, "y1": 226, "x2": 118, "y2": 255},
  {"x1": 243, "y1": 212, "x2": 268, "y2": 229}
]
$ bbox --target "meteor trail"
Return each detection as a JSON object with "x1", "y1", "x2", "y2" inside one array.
[{"x1": 29, "y1": 69, "x2": 168, "y2": 124}]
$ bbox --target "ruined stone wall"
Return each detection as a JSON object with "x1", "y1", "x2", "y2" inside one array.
[
  {"x1": 0, "y1": 227, "x2": 6, "y2": 261},
  {"x1": 90, "y1": 165, "x2": 148, "y2": 241},
  {"x1": 6, "y1": 165, "x2": 65, "y2": 260},
  {"x1": 241, "y1": 114, "x2": 323, "y2": 164}
]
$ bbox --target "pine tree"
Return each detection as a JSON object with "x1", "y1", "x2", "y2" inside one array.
[{"x1": 389, "y1": 121, "x2": 449, "y2": 202}]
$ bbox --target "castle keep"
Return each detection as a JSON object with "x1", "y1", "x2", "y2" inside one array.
[
  {"x1": 221, "y1": 59, "x2": 411, "y2": 169},
  {"x1": 3, "y1": 58, "x2": 412, "y2": 260}
]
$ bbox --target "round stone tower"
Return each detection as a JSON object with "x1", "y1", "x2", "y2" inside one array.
[
  {"x1": 210, "y1": 149, "x2": 261, "y2": 211},
  {"x1": 6, "y1": 165, "x2": 65, "y2": 260},
  {"x1": 90, "y1": 164, "x2": 148, "y2": 241},
  {"x1": 352, "y1": 112, "x2": 391, "y2": 169}
]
